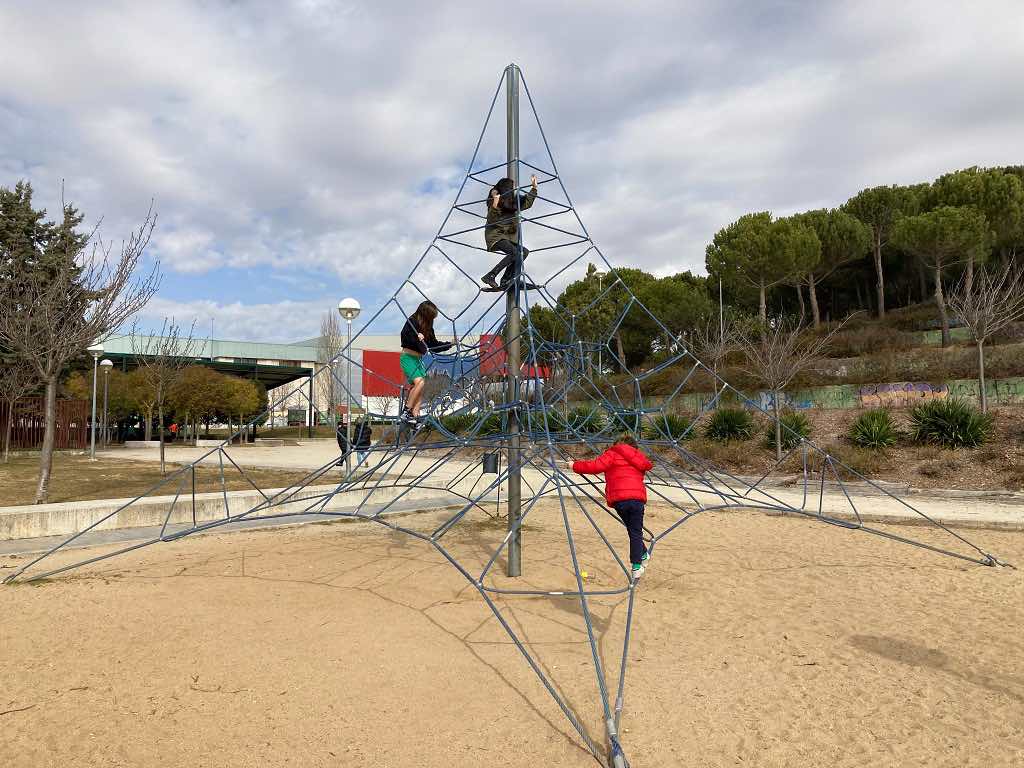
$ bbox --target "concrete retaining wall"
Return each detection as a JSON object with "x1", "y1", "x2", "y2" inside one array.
[{"x1": 0, "y1": 481, "x2": 478, "y2": 542}]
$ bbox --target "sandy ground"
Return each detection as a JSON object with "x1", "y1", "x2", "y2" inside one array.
[{"x1": 1, "y1": 502, "x2": 1022, "y2": 768}]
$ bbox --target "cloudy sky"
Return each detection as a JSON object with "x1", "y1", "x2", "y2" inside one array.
[{"x1": 2, "y1": 1, "x2": 1022, "y2": 342}]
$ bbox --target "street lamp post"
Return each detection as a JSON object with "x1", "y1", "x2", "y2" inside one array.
[
  {"x1": 594, "y1": 270, "x2": 607, "y2": 374},
  {"x1": 100, "y1": 359, "x2": 113, "y2": 449},
  {"x1": 86, "y1": 343, "x2": 104, "y2": 459},
  {"x1": 338, "y1": 298, "x2": 361, "y2": 474}
]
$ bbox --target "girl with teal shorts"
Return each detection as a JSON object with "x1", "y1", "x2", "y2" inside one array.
[{"x1": 399, "y1": 301, "x2": 454, "y2": 423}]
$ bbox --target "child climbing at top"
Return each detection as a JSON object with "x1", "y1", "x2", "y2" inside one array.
[
  {"x1": 399, "y1": 300, "x2": 455, "y2": 424},
  {"x1": 572, "y1": 434, "x2": 653, "y2": 580},
  {"x1": 482, "y1": 174, "x2": 538, "y2": 289}
]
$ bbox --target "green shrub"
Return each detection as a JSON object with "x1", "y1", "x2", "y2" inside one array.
[
  {"x1": 765, "y1": 411, "x2": 810, "y2": 450},
  {"x1": 607, "y1": 410, "x2": 644, "y2": 435},
  {"x1": 644, "y1": 413, "x2": 693, "y2": 441},
  {"x1": 909, "y1": 398, "x2": 992, "y2": 449},
  {"x1": 849, "y1": 409, "x2": 899, "y2": 450},
  {"x1": 566, "y1": 407, "x2": 606, "y2": 435},
  {"x1": 440, "y1": 412, "x2": 476, "y2": 435},
  {"x1": 478, "y1": 412, "x2": 505, "y2": 436},
  {"x1": 703, "y1": 407, "x2": 754, "y2": 442}
]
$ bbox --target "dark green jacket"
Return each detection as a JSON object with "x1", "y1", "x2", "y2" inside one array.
[{"x1": 484, "y1": 186, "x2": 537, "y2": 250}]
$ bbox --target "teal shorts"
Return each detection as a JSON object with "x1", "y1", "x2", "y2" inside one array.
[{"x1": 400, "y1": 352, "x2": 427, "y2": 384}]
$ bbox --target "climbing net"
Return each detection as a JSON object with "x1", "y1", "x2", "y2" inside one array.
[{"x1": 5, "y1": 66, "x2": 1010, "y2": 768}]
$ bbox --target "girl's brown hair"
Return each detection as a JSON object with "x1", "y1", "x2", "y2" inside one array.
[
  {"x1": 413, "y1": 301, "x2": 439, "y2": 335},
  {"x1": 616, "y1": 433, "x2": 638, "y2": 448}
]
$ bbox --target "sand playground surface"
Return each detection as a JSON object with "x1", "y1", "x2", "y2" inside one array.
[{"x1": 2, "y1": 501, "x2": 1023, "y2": 767}]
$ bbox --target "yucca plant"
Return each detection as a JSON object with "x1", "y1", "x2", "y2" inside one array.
[
  {"x1": 909, "y1": 398, "x2": 992, "y2": 449},
  {"x1": 849, "y1": 409, "x2": 899, "y2": 450},
  {"x1": 566, "y1": 407, "x2": 606, "y2": 435},
  {"x1": 644, "y1": 413, "x2": 693, "y2": 441},
  {"x1": 765, "y1": 410, "x2": 810, "y2": 451},
  {"x1": 703, "y1": 407, "x2": 754, "y2": 442}
]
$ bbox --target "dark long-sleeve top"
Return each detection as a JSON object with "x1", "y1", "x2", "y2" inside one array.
[
  {"x1": 353, "y1": 421, "x2": 371, "y2": 448},
  {"x1": 401, "y1": 317, "x2": 454, "y2": 356},
  {"x1": 485, "y1": 185, "x2": 537, "y2": 250}
]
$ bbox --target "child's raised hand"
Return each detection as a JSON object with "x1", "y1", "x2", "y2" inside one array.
[
  {"x1": 530, "y1": 174, "x2": 538, "y2": 189},
  {"x1": 417, "y1": 333, "x2": 425, "y2": 341}
]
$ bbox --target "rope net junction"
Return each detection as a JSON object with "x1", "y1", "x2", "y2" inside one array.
[{"x1": 5, "y1": 65, "x2": 1011, "y2": 768}]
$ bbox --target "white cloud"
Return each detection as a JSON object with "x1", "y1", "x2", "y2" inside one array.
[{"x1": 2, "y1": 0, "x2": 1022, "y2": 338}]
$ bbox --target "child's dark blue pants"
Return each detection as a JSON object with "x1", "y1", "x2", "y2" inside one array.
[{"x1": 612, "y1": 499, "x2": 646, "y2": 566}]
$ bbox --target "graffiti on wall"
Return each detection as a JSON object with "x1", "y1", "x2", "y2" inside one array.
[
  {"x1": 858, "y1": 382, "x2": 948, "y2": 408},
  {"x1": 656, "y1": 377, "x2": 1024, "y2": 413}
]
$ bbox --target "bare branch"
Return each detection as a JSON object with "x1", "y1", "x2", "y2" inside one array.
[{"x1": 947, "y1": 260, "x2": 1024, "y2": 343}]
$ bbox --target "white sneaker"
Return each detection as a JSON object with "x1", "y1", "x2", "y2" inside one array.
[{"x1": 631, "y1": 565, "x2": 645, "y2": 580}]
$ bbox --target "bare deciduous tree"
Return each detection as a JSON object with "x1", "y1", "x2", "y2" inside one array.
[
  {"x1": 736, "y1": 318, "x2": 845, "y2": 461},
  {"x1": 316, "y1": 311, "x2": 345, "y2": 425},
  {"x1": 0, "y1": 206, "x2": 160, "y2": 503},
  {"x1": 132, "y1": 318, "x2": 204, "y2": 474},
  {"x1": 689, "y1": 313, "x2": 736, "y2": 402},
  {"x1": 369, "y1": 394, "x2": 398, "y2": 418},
  {"x1": 947, "y1": 261, "x2": 1024, "y2": 413},
  {"x1": 0, "y1": 355, "x2": 39, "y2": 463}
]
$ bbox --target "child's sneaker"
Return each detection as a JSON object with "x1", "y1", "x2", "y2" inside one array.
[
  {"x1": 641, "y1": 549, "x2": 650, "y2": 565},
  {"x1": 631, "y1": 564, "x2": 645, "y2": 580}
]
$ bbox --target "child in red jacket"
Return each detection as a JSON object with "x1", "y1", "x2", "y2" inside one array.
[{"x1": 572, "y1": 434, "x2": 653, "y2": 579}]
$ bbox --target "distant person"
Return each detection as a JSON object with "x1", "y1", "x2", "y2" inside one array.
[
  {"x1": 336, "y1": 419, "x2": 349, "y2": 466},
  {"x1": 353, "y1": 418, "x2": 372, "y2": 464},
  {"x1": 572, "y1": 434, "x2": 653, "y2": 580},
  {"x1": 399, "y1": 300, "x2": 455, "y2": 424},
  {"x1": 482, "y1": 174, "x2": 538, "y2": 289}
]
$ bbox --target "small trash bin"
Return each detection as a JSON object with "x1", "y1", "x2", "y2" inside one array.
[{"x1": 482, "y1": 452, "x2": 499, "y2": 474}]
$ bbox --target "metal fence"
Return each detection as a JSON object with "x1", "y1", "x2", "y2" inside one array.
[{"x1": 0, "y1": 397, "x2": 89, "y2": 452}]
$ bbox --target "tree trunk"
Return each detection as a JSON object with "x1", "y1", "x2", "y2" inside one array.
[
  {"x1": 808, "y1": 273, "x2": 821, "y2": 328},
  {"x1": 758, "y1": 278, "x2": 767, "y2": 324},
  {"x1": 854, "y1": 281, "x2": 864, "y2": 311},
  {"x1": 977, "y1": 340, "x2": 988, "y2": 413},
  {"x1": 795, "y1": 283, "x2": 805, "y2": 323},
  {"x1": 964, "y1": 256, "x2": 974, "y2": 300},
  {"x1": 872, "y1": 234, "x2": 885, "y2": 318},
  {"x1": 773, "y1": 390, "x2": 782, "y2": 463},
  {"x1": 917, "y1": 259, "x2": 927, "y2": 303},
  {"x1": 34, "y1": 376, "x2": 58, "y2": 504},
  {"x1": 3, "y1": 397, "x2": 13, "y2": 463},
  {"x1": 615, "y1": 330, "x2": 627, "y2": 372},
  {"x1": 935, "y1": 262, "x2": 951, "y2": 347}
]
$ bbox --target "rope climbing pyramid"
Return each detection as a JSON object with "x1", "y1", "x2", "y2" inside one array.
[{"x1": 6, "y1": 64, "x2": 1011, "y2": 768}]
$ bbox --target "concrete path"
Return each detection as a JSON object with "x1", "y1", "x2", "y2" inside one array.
[{"x1": 95, "y1": 443, "x2": 1024, "y2": 533}]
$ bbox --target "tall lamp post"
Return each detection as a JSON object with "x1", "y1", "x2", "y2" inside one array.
[
  {"x1": 594, "y1": 270, "x2": 607, "y2": 374},
  {"x1": 87, "y1": 343, "x2": 104, "y2": 459},
  {"x1": 100, "y1": 359, "x2": 113, "y2": 449},
  {"x1": 338, "y1": 298, "x2": 361, "y2": 474}
]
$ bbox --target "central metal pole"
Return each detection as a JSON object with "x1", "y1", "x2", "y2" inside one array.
[
  {"x1": 345, "y1": 319, "x2": 353, "y2": 474},
  {"x1": 505, "y1": 63, "x2": 523, "y2": 578}
]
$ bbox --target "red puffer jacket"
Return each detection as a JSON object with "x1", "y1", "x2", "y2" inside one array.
[{"x1": 572, "y1": 443, "x2": 653, "y2": 505}]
